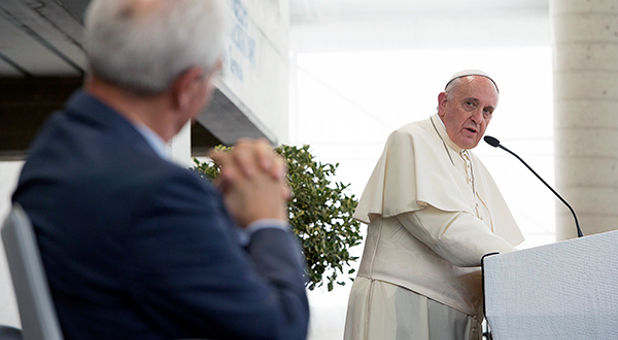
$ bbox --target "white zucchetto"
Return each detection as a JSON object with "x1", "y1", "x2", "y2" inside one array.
[{"x1": 445, "y1": 69, "x2": 499, "y2": 93}]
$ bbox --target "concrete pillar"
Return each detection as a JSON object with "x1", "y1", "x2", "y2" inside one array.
[{"x1": 552, "y1": 0, "x2": 618, "y2": 239}]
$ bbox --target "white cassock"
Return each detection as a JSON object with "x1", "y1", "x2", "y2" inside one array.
[{"x1": 344, "y1": 114, "x2": 524, "y2": 340}]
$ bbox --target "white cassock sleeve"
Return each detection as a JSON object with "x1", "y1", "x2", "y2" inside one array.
[{"x1": 396, "y1": 207, "x2": 516, "y2": 267}]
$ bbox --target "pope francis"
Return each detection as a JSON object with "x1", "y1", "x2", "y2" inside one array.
[{"x1": 343, "y1": 70, "x2": 524, "y2": 340}]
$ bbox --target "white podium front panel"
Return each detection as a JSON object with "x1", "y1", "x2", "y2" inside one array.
[{"x1": 483, "y1": 230, "x2": 618, "y2": 340}]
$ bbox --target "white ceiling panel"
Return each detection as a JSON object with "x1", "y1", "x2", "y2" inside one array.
[{"x1": 291, "y1": 0, "x2": 548, "y2": 24}]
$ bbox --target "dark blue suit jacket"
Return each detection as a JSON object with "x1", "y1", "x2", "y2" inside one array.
[{"x1": 12, "y1": 91, "x2": 309, "y2": 340}]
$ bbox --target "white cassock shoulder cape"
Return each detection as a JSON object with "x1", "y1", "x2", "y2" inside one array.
[{"x1": 354, "y1": 115, "x2": 523, "y2": 245}]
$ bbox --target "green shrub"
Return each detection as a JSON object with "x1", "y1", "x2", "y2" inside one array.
[{"x1": 193, "y1": 144, "x2": 362, "y2": 291}]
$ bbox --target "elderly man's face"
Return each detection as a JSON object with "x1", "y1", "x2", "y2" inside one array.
[{"x1": 437, "y1": 76, "x2": 498, "y2": 149}]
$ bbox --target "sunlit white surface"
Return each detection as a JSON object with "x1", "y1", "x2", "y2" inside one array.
[
  {"x1": 291, "y1": 47, "x2": 555, "y2": 339},
  {"x1": 0, "y1": 161, "x2": 24, "y2": 328}
]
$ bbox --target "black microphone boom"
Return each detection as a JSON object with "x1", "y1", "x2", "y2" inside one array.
[{"x1": 483, "y1": 135, "x2": 584, "y2": 238}]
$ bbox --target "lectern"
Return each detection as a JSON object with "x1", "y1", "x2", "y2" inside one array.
[{"x1": 482, "y1": 230, "x2": 618, "y2": 339}]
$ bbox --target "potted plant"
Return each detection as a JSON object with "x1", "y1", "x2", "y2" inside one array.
[{"x1": 193, "y1": 144, "x2": 362, "y2": 291}]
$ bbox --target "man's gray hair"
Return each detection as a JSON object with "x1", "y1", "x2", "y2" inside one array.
[{"x1": 84, "y1": 0, "x2": 228, "y2": 96}]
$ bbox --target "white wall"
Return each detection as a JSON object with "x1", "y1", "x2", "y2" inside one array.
[
  {"x1": 219, "y1": 0, "x2": 290, "y2": 143},
  {"x1": 0, "y1": 161, "x2": 24, "y2": 327}
]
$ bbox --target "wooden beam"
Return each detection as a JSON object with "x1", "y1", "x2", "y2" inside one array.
[
  {"x1": 0, "y1": 54, "x2": 25, "y2": 76},
  {"x1": 0, "y1": 0, "x2": 85, "y2": 75},
  {"x1": 0, "y1": 10, "x2": 79, "y2": 76},
  {"x1": 30, "y1": 0, "x2": 86, "y2": 44},
  {"x1": 53, "y1": 0, "x2": 90, "y2": 26}
]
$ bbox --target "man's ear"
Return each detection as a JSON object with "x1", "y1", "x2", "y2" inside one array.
[
  {"x1": 437, "y1": 92, "x2": 448, "y2": 117},
  {"x1": 170, "y1": 66, "x2": 205, "y2": 112}
]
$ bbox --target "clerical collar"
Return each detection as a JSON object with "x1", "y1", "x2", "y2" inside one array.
[{"x1": 431, "y1": 114, "x2": 464, "y2": 153}]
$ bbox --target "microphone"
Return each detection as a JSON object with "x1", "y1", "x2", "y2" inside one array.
[{"x1": 483, "y1": 135, "x2": 583, "y2": 238}]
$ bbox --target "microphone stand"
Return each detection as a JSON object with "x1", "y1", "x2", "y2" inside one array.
[{"x1": 486, "y1": 137, "x2": 584, "y2": 238}]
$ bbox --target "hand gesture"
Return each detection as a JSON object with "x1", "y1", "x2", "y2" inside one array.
[{"x1": 210, "y1": 139, "x2": 289, "y2": 228}]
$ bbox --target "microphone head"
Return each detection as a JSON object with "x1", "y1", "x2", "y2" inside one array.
[{"x1": 484, "y1": 135, "x2": 500, "y2": 147}]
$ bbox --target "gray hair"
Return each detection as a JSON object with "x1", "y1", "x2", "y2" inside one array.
[{"x1": 84, "y1": 0, "x2": 228, "y2": 96}]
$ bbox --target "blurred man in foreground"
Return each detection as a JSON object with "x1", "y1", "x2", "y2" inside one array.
[
  {"x1": 12, "y1": 0, "x2": 309, "y2": 338},
  {"x1": 344, "y1": 70, "x2": 524, "y2": 340}
]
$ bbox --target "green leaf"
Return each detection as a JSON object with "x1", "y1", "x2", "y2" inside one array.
[{"x1": 192, "y1": 144, "x2": 363, "y2": 291}]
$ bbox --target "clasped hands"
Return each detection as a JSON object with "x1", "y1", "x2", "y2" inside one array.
[{"x1": 209, "y1": 139, "x2": 289, "y2": 228}]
